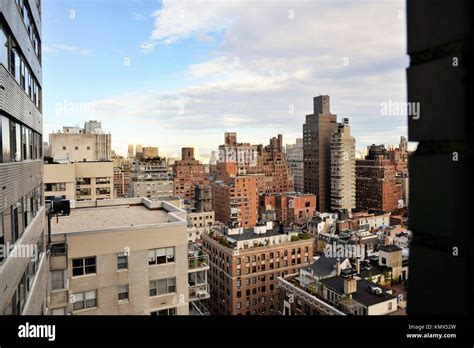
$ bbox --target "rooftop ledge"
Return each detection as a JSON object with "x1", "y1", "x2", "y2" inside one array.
[{"x1": 50, "y1": 197, "x2": 187, "y2": 234}]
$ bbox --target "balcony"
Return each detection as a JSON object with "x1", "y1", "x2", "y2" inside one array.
[
  {"x1": 188, "y1": 283, "x2": 210, "y2": 302},
  {"x1": 188, "y1": 242, "x2": 209, "y2": 271}
]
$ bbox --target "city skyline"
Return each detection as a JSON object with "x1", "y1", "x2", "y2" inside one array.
[{"x1": 42, "y1": 0, "x2": 408, "y2": 157}]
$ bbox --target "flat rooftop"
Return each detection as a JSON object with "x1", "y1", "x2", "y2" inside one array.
[
  {"x1": 227, "y1": 227, "x2": 291, "y2": 242},
  {"x1": 51, "y1": 204, "x2": 170, "y2": 234}
]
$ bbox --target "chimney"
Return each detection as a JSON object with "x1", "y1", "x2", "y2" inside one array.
[
  {"x1": 336, "y1": 258, "x2": 341, "y2": 276},
  {"x1": 356, "y1": 257, "x2": 361, "y2": 274},
  {"x1": 343, "y1": 277, "x2": 357, "y2": 295}
]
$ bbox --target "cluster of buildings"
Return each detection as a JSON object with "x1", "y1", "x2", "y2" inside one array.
[{"x1": 0, "y1": 1, "x2": 411, "y2": 317}]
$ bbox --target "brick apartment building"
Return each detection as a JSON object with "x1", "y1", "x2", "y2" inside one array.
[
  {"x1": 248, "y1": 134, "x2": 294, "y2": 194},
  {"x1": 356, "y1": 145, "x2": 401, "y2": 213},
  {"x1": 212, "y1": 175, "x2": 259, "y2": 228},
  {"x1": 173, "y1": 147, "x2": 208, "y2": 202},
  {"x1": 259, "y1": 192, "x2": 316, "y2": 226},
  {"x1": 202, "y1": 222, "x2": 313, "y2": 315}
]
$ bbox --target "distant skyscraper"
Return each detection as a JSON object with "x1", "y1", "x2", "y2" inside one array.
[
  {"x1": 286, "y1": 138, "x2": 304, "y2": 193},
  {"x1": 303, "y1": 95, "x2": 338, "y2": 212},
  {"x1": 127, "y1": 144, "x2": 134, "y2": 159},
  {"x1": 330, "y1": 118, "x2": 356, "y2": 211},
  {"x1": 135, "y1": 144, "x2": 143, "y2": 159},
  {"x1": 399, "y1": 136, "x2": 408, "y2": 152}
]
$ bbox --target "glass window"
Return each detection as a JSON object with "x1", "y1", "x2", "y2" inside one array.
[
  {"x1": 148, "y1": 247, "x2": 174, "y2": 266},
  {"x1": 72, "y1": 290, "x2": 97, "y2": 311},
  {"x1": 51, "y1": 270, "x2": 65, "y2": 290},
  {"x1": 11, "y1": 49, "x2": 21, "y2": 83},
  {"x1": 1, "y1": 116, "x2": 11, "y2": 163},
  {"x1": 72, "y1": 257, "x2": 96, "y2": 276},
  {"x1": 117, "y1": 253, "x2": 128, "y2": 270},
  {"x1": 151, "y1": 308, "x2": 176, "y2": 315},
  {"x1": 0, "y1": 24, "x2": 7, "y2": 68},
  {"x1": 118, "y1": 285, "x2": 128, "y2": 302},
  {"x1": 149, "y1": 277, "x2": 176, "y2": 296}
]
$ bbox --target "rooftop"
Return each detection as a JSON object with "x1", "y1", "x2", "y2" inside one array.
[
  {"x1": 227, "y1": 227, "x2": 289, "y2": 242},
  {"x1": 50, "y1": 198, "x2": 185, "y2": 234},
  {"x1": 379, "y1": 244, "x2": 403, "y2": 253},
  {"x1": 321, "y1": 276, "x2": 396, "y2": 307},
  {"x1": 305, "y1": 255, "x2": 349, "y2": 277}
]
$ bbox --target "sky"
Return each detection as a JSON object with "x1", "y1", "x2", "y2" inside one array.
[{"x1": 42, "y1": 0, "x2": 409, "y2": 158}]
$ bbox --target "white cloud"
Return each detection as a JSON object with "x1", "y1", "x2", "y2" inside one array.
[
  {"x1": 43, "y1": 44, "x2": 93, "y2": 56},
  {"x1": 104, "y1": 0, "x2": 408, "y2": 155}
]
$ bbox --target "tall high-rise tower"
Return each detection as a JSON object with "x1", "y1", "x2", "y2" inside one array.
[
  {"x1": 303, "y1": 95, "x2": 338, "y2": 212},
  {"x1": 1, "y1": 0, "x2": 47, "y2": 314},
  {"x1": 330, "y1": 118, "x2": 356, "y2": 211}
]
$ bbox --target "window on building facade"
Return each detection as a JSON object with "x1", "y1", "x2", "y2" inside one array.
[
  {"x1": 151, "y1": 307, "x2": 177, "y2": 315},
  {"x1": 148, "y1": 247, "x2": 175, "y2": 265},
  {"x1": 117, "y1": 252, "x2": 128, "y2": 270},
  {"x1": 51, "y1": 270, "x2": 65, "y2": 290},
  {"x1": 118, "y1": 285, "x2": 129, "y2": 302},
  {"x1": 72, "y1": 257, "x2": 96, "y2": 276},
  {"x1": 72, "y1": 290, "x2": 97, "y2": 311},
  {"x1": 149, "y1": 277, "x2": 176, "y2": 296}
]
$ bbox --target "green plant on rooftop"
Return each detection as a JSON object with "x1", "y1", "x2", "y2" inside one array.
[{"x1": 291, "y1": 232, "x2": 312, "y2": 242}]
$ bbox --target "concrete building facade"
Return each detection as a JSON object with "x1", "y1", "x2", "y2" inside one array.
[
  {"x1": 1, "y1": 0, "x2": 48, "y2": 315},
  {"x1": 48, "y1": 198, "x2": 209, "y2": 315},
  {"x1": 286, "y1": 138, "x2": 304, "y2": 193},
  {"x1": 49, "y1": 122, "x2": 111, "y2": 163},
  {"x1": 330, "y1": 118, "x2": 356, "y2": 211},
  {"x1": 44, "y1": 161, "x2": 114, "y2": 201},
  {"x1": 303, "y1": 95, "x2": 339, "y2": 212}
]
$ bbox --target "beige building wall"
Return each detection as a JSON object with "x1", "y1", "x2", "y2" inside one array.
[
  {"x1": 44, "y1": 163, "x2": 75, "y2": 200},
  {"x1": 128, "y1": 180, "x2": 173, "y2": 200},
  {"x1": 49, "y1": 132, "x2": 111, "y2": 162},
  {"x1": 48, "y1": 198, "x2": 190, "y2": 315},
  {"x1": 44, "y1": 162, "x2": 114, "y2": 201}
]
